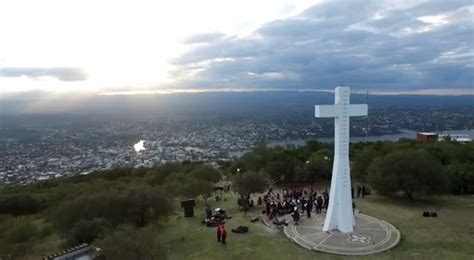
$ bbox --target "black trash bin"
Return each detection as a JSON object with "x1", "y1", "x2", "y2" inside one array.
[{"x1": 181, "y1": 199, "x2": 196, "y2": 217}]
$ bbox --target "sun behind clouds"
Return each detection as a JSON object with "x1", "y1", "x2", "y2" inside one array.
[{"x1": 0, "y1": 0, "x2": 316, "y2": 93}]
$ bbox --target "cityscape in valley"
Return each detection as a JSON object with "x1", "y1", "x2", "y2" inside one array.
[
  {"x1": 1, "y1": 0, "x2": 474, "y2": 259},
  {"x1": 1, "y1": 94, "x2": 473, "y2": 186}
]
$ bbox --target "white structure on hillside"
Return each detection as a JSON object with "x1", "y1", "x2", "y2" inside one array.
[
  {"x1": 315, "y1": 86, "x2": 368, "y2": 233},
  {"x1": 438, "y1": 133, "x2": 472, "y2": 142}
]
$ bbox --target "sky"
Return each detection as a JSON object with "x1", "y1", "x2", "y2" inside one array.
[{"x1": 0, "y1": 0, "x2": 473, "y2": 95}]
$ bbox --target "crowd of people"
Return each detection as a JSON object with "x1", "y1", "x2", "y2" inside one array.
[
  {"x1": 259, "y1": 187, "x2": 330, "y2": 224},
  {"x1": 353, "y1": 184, "x2": 369, "y2": 198},
  {"x1": 210, "y1": 183, "x2": 369, "y2": 245},
  {"x1": 237, "y1": 194, "x2": 255, "y2": 213},
  {"x1": 204, "y1": 203, "x2": 228, "y2": 227}
]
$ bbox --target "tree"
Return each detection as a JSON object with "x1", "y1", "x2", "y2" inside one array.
[
  {"x1": 294, "y1": 164, "x2": 310, "y2": 180},
  {"x1": 0, "y1": 217, "x2": 51, "y2": 259},
  {"x1": 3, "y1": 219, "x2": 39, "y2": 243},
  {"x1": 163, "y1": 171, "x2": 187, "y2": 184},
  {"x1": 238, "y1": 144, "x2": 272, "y2": 172},
  {"x1": 179, "y1": 178, "x2": 213, "y2": 199},
  {"x1": 101, "y1": 167, "x2": 134, "y2": 181},
  {"x1": 146, "y1": 162, "x2": 183, "y2": 186},
  {"x1": 307, "y1": 149, "x2": 332, "y2": 181},
  {"x1": 0, "y1": 244, "x2": 29, "y2": 260},
  {"x1": 232, "y1": 170, "x2": 268, "y2": 196},
  {"x1": 305, "y1": 140, "x2": 325, "y2": 153},
  {"x1": 126, "y1": 187, "x2": 174, "y2": 227},
  {"x1": 265, "y1": 148, "x2": 300, "y2": 181},
  {"x1": 352, "y1": 147, "x2": 379, "y2": 183},
  {"x1": 132, "y1": 166, "x2": 148, "y2": 177},
  {"x1": 66, "y1": 218, "x2": 110, "y2": 245},
  {"x1": 189, "y1": 165, "x2": 222, "y2": 183},
  {"x1": 0, "y1": 194, "x2": 42, "y2": 216},
  {"x1": 368, "y1": 150, "x2": 448, "y2": 199},
  {"x1": 447, "y1": 162, "x2": 474, "y2": 194},
  {"x1": 97, "y1": 225, "x2": 167, "y2": 260},
  {"x1": 240, "y1": 152, "x2": 264, "y2": 172},
  {"x1": 266, "y1": 161, "x2": 290, "y2": 181},
  {"x1": 426, "y1": 141, "x2": 474, "y2": 165},
  {"x1": 53, "y1": 187, "x2": 173, "y2": 233}
]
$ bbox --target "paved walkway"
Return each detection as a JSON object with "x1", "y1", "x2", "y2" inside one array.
[{"x1": 263, "y1": 211, "x2": 400, "y2": 255}]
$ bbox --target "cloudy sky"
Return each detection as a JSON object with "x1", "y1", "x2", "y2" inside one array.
[{"x1": 0, "y1": 0, "x2": 473, "y2": 95}]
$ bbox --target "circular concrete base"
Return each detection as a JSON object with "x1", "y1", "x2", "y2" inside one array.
[{"x1": 272, "y1": 212, "x2": 400, "y2": 255}]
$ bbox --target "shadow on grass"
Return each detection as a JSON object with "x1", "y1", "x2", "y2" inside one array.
[{"x1": 360, "y1": 193, "x2": 473, "y2": 209}]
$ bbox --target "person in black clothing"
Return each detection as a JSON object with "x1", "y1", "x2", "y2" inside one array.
[
  {"x1": 306, "y1": 199, "x2": 313, "y2": 218},
  {"x1": 205, "y1": 203, "x2": 212, "y2": 220},
  {"x1": 277, "y1": 202, "x2": 283, "y2": 215},
  {"x1": 265, "y1": 201, "x2": 271, "y2": 216},
  {"x1": 270, "y1": 202, "x2": 277, "y2": 219},
  {"x1": 301, "y1": 198, "x2": 306, "y2": 213},
  {"x1": 292, "y1": 207, "x2": 300, "y2": 224},
  {"x1": 323, "y1": 192, "x2": 329, "y2": 209},
  {"x1": 357, "y1": 186, "x2": 361, "y2": 198},
  {"x1": 351, "y1": 185, "x2": 354, "y2": 199},
  {"x1": 285, "y1": 201, "x2": 292, "y2": 213},
  {"x1": 316, "y1": 196, "x2": 323, "y2": 214},
  {"x1": 268, "y1": 187, "x2": 273, "y2": 195},
  {"x1": 362, "y1": 185, "x2": 366, "y2": 198}
]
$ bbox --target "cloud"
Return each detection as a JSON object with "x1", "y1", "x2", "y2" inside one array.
[
  {"x1": 171, "y1": 0, "x2": 474, "y2": 91},
  {"x1": 0, "y1": 67, "x2": 88, "y2": 81},
  {"x1": 182, "y1": 32, "x2": 226, "y2": 44}
]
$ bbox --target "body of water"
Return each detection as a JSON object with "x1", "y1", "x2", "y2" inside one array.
[
  {"x1": 132, "y1": 129, "x2": 473, "y2": 157},
  {"x1": 271, "y1": 129, "x2": 474, "y2": 147},
  {"x1": 134, "y1": 140, "x2": 146, "y2": 153}
]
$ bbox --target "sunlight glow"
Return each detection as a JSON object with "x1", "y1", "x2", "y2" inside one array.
[{"x1": 0, "y1": 0, "x2": 319, "y2": 92}]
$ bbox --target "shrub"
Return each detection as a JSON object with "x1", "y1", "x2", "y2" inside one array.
[
  {"x1": 0, "y1": 194, "x2": 42, "y2": 216},
  {"x1": 66, "y1": 218, "x2": 110, "y2": 245},
  {"x1": 53, "y1": 187, "x2": 173, "y2": 233},
  {"x1": 368, "y1": 150, "x2": 449, "y2": 199},
  {"x1": 97, "y1": 225, "x2": 167, "y2": 260}
]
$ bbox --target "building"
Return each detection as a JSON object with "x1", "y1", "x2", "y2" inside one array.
[{"x1": 416, "y1": 132, "x2": 438, "y2": 142}]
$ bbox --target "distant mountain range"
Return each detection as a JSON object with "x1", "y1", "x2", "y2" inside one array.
[{"x1": 1, "y1": 90, "x2": 473, "y2": 117}]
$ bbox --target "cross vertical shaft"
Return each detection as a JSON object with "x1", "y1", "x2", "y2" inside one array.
[{"x1": 315, "y1": 86, "x2": 367, "y2": 233}]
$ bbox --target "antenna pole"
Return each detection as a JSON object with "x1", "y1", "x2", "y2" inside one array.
[{"x1": 366, "y1": 90, "x2": 369, "y2": 143}]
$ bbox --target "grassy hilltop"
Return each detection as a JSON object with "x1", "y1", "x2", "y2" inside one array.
[{"x1": 0, "y1": 139, "x2": 473, "y2": 259}]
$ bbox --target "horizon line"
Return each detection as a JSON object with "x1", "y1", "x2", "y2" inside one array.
[{"x1": 1, "y1": 87, "x2": 473, "y2": 98}]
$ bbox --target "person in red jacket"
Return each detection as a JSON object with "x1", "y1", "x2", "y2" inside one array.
[
  {"x1": 216, "y1": 224, "x2": 222, "y2": 242},
  {"x1": 221, "y1": 225, "x2": 227, "y2": 245}
]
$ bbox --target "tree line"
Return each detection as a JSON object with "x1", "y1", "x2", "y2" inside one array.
[
  {"x1": 0, "y1": 161, "x2": 223, "y2": 259},
  {"x1": 221, "y1": 139, "x2": 474, "y2": 199}
]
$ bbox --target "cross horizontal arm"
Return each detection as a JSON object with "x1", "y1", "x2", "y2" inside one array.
[
  {"x1": 315, "y1": 105, "x2": 337, "y2": 118},
  {"x1": 348, "y1": 104, "x2": 368, "y2": 117},
  {"x1": 316, "y1": 104, "x2": 368, "y2": 118}
]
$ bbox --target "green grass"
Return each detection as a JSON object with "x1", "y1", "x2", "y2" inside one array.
[
  {"x1": 159, "y1": 194, "x2": 322, "y2": 260},
  {"x1": 8, "y1": 192, "x2": 474, "y2": 259},
  {"x1": 356, "y1": 195, "x2": 474, "y2": 259},
  {"x1": 159, "y1": 193, "x2": 474, "y2": 260}
]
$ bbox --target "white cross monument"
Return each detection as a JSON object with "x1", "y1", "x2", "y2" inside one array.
[{"x1": 315, "y1": 86, "x2": 368, "y2": 233}]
